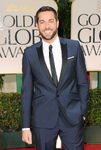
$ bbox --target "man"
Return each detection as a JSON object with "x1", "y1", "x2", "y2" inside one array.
[{"x1": 21, "y1": 6, "x2": 89, "y2": 150}]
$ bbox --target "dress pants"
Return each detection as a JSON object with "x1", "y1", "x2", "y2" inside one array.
[{"x1": 33, "y1": 111, "x2": 84, "y2": 150}]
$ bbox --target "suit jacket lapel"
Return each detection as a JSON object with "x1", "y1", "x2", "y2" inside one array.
[
  {"x1": 36, "y1": 38, "x2": 68, "y2": 88},
  {"x1": 37, "y1": 43, "x2": 56, "y2": 86},
  {"x1": 58, "y1": 39, "x2": 68, "y2": 87}
]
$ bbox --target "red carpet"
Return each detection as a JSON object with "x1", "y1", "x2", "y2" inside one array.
[
  {"x1": 84, "y1": 144, "x2": 101, "y2": 150},
  {"x1": 4, "y1": 144, "x2": 101, "y2": 150}
]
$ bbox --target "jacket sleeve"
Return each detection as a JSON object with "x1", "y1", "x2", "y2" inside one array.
[
  {"x1": 76, "y1": 41, "x2": 89, "y2": 117},
  {"x1": 21, "y1": 50, "x2": 34, "y2": 128}
]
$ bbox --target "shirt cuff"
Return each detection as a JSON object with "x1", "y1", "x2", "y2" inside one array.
[
  {"x1": 83, "y1": 116, "x2": 86, "y2": 120},
  {"x1": 22, "y1": 128, "x2": 30, "y2": 131}
]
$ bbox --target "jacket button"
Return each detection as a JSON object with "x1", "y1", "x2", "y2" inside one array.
[{"x1": 56, "y1": 91, "x2": 59, "y2": 97}]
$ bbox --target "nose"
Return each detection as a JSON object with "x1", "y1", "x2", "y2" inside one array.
[{"x1": 45, "y1": 22, "x2": 50, "y2": 29}]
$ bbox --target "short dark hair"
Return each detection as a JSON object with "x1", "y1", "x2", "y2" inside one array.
[{"x1": 35, "y1": 6, "x2": 58, "y2": 23}]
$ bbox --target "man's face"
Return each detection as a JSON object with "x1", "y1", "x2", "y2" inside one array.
[{"x1": 36, "y1": 11, "x2": 59, "y2": 43}]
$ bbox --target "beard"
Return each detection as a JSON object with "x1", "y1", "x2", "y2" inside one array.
[{"x1": 39, "y1": 29, "x2": 58, "y2": 41}]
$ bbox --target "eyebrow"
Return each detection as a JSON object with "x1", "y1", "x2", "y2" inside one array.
[{"x1": 39, "y1": 18, "x2": 55, "y2": 22}]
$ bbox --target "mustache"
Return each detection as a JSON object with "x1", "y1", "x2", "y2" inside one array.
[{"x1": 44, "y1": 29, "x2": 52, "y2": 31}]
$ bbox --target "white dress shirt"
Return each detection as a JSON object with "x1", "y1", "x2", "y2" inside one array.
[
  {"x1": 22, "y1": 36, "x2": 62, "y2": 131},
  {"x1": 42, "y1": 36, "x2": 62, "y2": 81}
]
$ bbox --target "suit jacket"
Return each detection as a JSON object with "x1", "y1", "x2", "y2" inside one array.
[{"x1": 21, "y1": 37, "x2": 89, "y2": 129}]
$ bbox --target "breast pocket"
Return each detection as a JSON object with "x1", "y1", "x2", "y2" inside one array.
[
  {"x1": 66, "y1": 58, "x2": 76, "y2": 75},
  {"x1": 67, "y1": 57, "x2": 75, "y2": 62}
]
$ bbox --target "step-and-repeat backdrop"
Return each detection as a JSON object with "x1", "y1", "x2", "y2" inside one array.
[
  {"x1": 0, "y1": 0, "x2": 57, "y2": 73},
  {"x1": 71, "y1": 0, "x2": 101, "y2": 71},
  {"x1": 1, "y1": 0, "x2": 100, "y2": 73}
]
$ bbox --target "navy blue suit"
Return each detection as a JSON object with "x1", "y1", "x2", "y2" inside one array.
[{"x1": 21, "y1": 37, "x2": 89, "y2": 150}]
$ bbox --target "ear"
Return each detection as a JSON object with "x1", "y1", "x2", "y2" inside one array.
[
  {"x1": 36, "y1": 23, "x2": 38, "y2": 28},
  {"x1": 57, "y1": 19, "x2": 59, "y2": 28}
]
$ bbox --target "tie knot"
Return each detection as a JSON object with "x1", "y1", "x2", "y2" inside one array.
[{"x1": 49, "y1": 45, "x2": 53, "y2": 52}]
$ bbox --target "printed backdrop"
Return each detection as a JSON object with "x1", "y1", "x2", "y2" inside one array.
[
  {"x1": 0, "y1": 0, "x2": 57, "y2": 73},
  {"x1": 71, "y1": 0, "x2": 101, "y2": 71}
]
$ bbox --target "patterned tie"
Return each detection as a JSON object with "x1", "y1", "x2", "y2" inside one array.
[{"x1": 49, "y1": 45, "x2": 58, "y2": 86}]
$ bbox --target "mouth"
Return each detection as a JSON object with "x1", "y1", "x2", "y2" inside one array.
[{"x1": 44, "y1": 30, "x2": 52, "y2": 35}]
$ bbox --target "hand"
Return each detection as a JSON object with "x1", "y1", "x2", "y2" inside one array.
[{"x1": 22, "y1": 130, "x2": 32, "y2": 144}]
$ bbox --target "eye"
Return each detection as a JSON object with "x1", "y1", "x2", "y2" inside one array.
[
  {"x1": 49, "y1": 19, "x2": 54, "y2": 23},
  {"x1": 39, "y1": 20, "x2": 45, "y2": 24}
]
